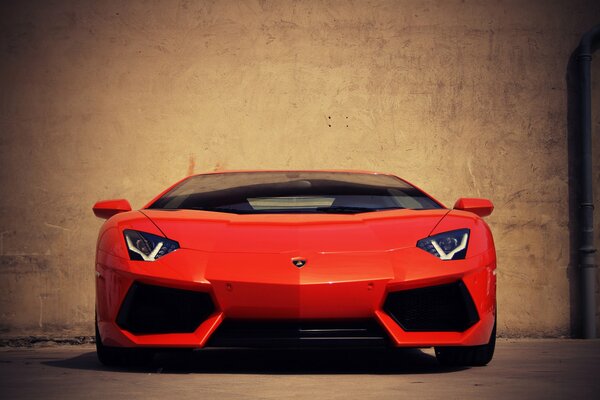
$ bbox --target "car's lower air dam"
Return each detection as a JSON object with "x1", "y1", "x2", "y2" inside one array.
[
  {"x1": 207, "y1": 319, "x2": 389, "y2": 348},
  {"x1": 116, "y1": 282, "x2": 215, "y2": 334},
  {"x1": 383, "y1": 281, "x2": 479, "y2": 332}
]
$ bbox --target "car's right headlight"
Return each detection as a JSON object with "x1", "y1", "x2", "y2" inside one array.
[
  {"x1": 123, "y1": 230, "x2": 179, "y2": 261},
  {"x1": 416, "y1": 229, "x2": 470, "y2": 260}
]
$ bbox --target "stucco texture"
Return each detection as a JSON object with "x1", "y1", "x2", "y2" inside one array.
[{"x1": 0, "y1": 0, "x2": 599, "y2": 337}]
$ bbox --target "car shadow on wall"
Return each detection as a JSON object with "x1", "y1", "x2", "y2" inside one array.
[{"x1": 43, "y1": 347, "x2": 467, "y2": 375}]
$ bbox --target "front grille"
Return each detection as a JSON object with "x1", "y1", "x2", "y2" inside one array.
[
  {"x1": 117, "y1": 282, "x2": 215, "y2": 334},
  {"x1": 207, "y1": 319, "x2": 389, "y2": 348},
  {"x1": 383, "y1": 281, "x2": 479, "y2": 332}
]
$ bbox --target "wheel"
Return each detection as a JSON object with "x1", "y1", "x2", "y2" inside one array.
[
  {"x1": 95, "y1": 319, "x2": 154, "y2": 367},
  {"x1": 435, "y1": 318, "x2": 496, "y2": 367}
]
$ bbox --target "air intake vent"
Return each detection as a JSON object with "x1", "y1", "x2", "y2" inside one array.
[
  {"x1": 208, "y1": 319, "x2": 389, "y2": 348},
  {"x1": 117, "y1": 282, "x2": 214, "y2": 334},
  {"x1": 383, "y1": 281, "x2": 479, "y2": 332}
]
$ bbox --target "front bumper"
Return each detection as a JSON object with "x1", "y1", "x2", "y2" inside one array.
[{"x1": 96, "y1": 247, "x2": 496, "y2": 348}]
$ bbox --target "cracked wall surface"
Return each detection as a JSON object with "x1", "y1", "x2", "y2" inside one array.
[{"x1": 0, "y1": 0, "x2": 599, "y2": 337}]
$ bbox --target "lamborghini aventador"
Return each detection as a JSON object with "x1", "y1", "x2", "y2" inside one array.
[{"x1": 93, "y1": 170, "x2": 496, "y2": 367}]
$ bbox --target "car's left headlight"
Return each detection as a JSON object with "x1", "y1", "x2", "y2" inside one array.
[
  {"x1": 123, "y1": 230, "x2": 179, "y2": 261},
  {"x1": 417, "y1": 229, "x2": 470, "y2": 260}
]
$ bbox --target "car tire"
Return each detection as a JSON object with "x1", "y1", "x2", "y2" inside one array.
[
  {"x1": 434, "y1": 317, "x2": 496, "y2": 367},
  {"x1": 95, "y1": 318, "x2": 154, "y2": 367}
]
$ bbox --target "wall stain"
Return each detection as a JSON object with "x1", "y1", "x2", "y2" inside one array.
[
  {"x1": 187, "y1": 153, "x2": 196, "y2": 176},
  {"x1": 0, "y1": 255, "x2": 50, "y2": 273}
]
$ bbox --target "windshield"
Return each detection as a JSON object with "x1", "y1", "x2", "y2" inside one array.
[{"x1": 147, "y1": 172, "x2": 442, "y2": 214}]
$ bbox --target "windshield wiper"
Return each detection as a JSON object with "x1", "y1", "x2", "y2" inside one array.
[
  {"x1": 165, "y1": 206, "x2": 403, "y2": 214},
  {"x1": 315, "y1": 206, "x2": 403, "y2": 214},
  {"x1": 183, "y1": 206, "x2": 248, "y2": 214}
]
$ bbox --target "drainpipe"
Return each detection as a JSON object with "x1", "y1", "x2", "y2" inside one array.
[{"x1": 575, "y1": 24, "x2": 600, "y2": 339}]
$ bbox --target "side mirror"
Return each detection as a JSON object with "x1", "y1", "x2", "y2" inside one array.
[
  {"x1": 93, "y1": 199, "x2": 132, "y2": 219},
  {"x1": 453, "y1": 198, "x2": 494, "y2": 217}
]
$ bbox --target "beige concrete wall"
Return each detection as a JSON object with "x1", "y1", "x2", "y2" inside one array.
[{"x1": 0, "y1": 0, "x2": 599, "y2": 337}]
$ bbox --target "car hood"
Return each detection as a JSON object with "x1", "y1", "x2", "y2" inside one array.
[{"x1": 141, "y1": 209, "x2": 449, "y2": 253}]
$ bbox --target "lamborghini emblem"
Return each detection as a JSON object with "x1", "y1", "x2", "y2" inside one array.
[{"x1": 291, "y1": 258, "x2": 307, "y2": 268}]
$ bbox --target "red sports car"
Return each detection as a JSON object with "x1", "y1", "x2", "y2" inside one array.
[{"x1": 93, "y1": 170, "x2": 496, "y2": 366}]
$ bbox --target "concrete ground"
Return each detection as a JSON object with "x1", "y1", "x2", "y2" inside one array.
[{"x1": 0, "y1": 339, "x2": 598, "y2": 400}]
